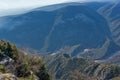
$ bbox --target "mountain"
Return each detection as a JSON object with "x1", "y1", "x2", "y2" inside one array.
[
  {"x1": 0, "y1": 40, "x2": 50, "y2": 80},
  {"x1": 0, "y1": 3, "x2": 118, "y2": 59},
  {"x1": 0, "y1": 1, "x2": 120, "y2": 80}
]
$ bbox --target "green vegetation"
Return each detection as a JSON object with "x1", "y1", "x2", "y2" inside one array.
[
  {"x1": 0, "y1": 40, "x2": 50, "y2": 80},
  {"x1": 0, "y1": 65, "x2": 5, "y2": 73},
  {"x1": 0, "y1": 40, "x2": 18, "y2": 60}
]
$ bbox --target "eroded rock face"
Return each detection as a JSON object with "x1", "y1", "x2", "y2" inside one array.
[
  {"x1": 98, "y1": 1, "x2": 120, "y2": 46},
  {"x1": 45, "y1": 53, "x2": 120, "y2": 80}
]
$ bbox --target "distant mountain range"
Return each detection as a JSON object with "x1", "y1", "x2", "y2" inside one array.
[{"x1": 0, "y1": 1, "x2": 120, "y2": 60}]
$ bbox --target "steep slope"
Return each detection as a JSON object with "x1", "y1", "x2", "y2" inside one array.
[
  {"x1": 80, "y1": 39, "x2": 120, "y2": 59},
  {"x1": 0, "y1": 12, "x2": 56, "y2": 50},
  {"x1": 98, "y1": 1, "x2": 120, "y2": 46},
  {"x1": 104, "y1": 51, "x2": 120, "y2": 65},
  {"x1": 45, "y1": 53, "x2": 120, "y2": 80},
  {"x1": 0, "y1": 4, "x2": 113, "y2": 56}
]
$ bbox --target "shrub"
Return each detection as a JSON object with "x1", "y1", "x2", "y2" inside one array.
[
  {"x1": 0, "y1": 65, "x2": 6, "y2": 73},
  {"x1": 36, "y1": 65, "x2": 50, "y2": 80},
  {"x1": 0, "y1": 40, "x2": 18, "y2": 60},
  {"x1": 15, "y1": 63, "x2": 31, "y2": 77}
]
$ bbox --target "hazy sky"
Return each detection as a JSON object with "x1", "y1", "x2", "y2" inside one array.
[{"x1": 0, "y1": 0, "x2": 116, "y2": 17}]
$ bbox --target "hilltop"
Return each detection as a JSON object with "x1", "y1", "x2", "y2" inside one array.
[{"x1": 0, "y1": 40, "x2": 50, "y2": 80}]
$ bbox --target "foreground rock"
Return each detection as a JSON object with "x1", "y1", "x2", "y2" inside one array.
[{"x1": 0, "y1": 73, "x2": 17, "y2": 80}]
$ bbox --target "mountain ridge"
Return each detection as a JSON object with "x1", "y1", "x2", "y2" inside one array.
[{"x1": 0, "y1": 2, "x2": 119, "y2": 60}]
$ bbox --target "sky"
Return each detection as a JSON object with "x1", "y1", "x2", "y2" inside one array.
[
  {"x1": 0, "y1": 0, "x2": 117, "y2": 17},
  {"x1": 0, "y1": 0, "x2": 69, "y2": 16}
]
